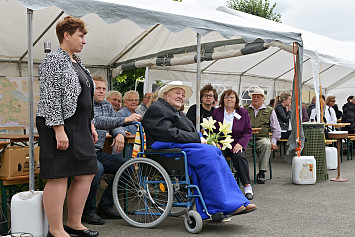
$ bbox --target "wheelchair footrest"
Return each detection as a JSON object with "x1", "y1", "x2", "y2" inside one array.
[{"x1": 211, "y1": 212, "x2": 225, "y2": 222}]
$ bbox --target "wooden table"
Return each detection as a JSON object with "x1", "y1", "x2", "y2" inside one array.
[
  {"x1": 328, "y1": 132, "x2": 349, "y2": 182},
  {"x1": 325, "y1": 123, "x2": 351, "y2": 131},
  {"x1": 0, "y1": 134, "x2": 39, "y2": 146},
  {"x1": 325, "y1": 123, "x2": 352, "y2": 160}
]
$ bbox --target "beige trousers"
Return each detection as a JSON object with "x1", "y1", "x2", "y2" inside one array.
[{"x1": 255, "y1": 137, "x2": 271, "y2": 171}]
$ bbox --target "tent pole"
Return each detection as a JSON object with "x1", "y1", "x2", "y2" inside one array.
[
  {"x1": 27, "y1": 8, "x2": 35, "y2": 191},
  {"x1": 19, "y1": 11, "x2": 64, "y2": 77},
  {"x1": 238, "y1": 75, "x2": 242, "y2": 97},
  {"x1": 195, "y1": 33, "x2": 201, "y2": 130}
]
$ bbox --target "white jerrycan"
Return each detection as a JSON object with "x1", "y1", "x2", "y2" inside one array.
[
  {"x1": 292, "y1": 156, "x2": 316, "y2": 184},
  {"x1": 11, "y1": 191, "x2": 48, "y2": 237}
]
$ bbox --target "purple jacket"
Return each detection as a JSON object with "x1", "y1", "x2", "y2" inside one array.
[{"x1": 212, "y1": 107, "x2": 252, "y2": 150}]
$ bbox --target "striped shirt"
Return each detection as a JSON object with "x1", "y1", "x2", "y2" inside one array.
[{"x1": 93, "y1": 100, "x2": 125, "y2": 151}]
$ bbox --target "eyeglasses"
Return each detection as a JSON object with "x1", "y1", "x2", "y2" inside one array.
[
  {"x1": 203, "y1": 94, "x2": 214, "y2": 98},
  {"x1": 331, "y1": 100, "x2": 335, "y2": 102},
  {"x1": 225, "y1": 96, "x2": 236, "y2": 100},
  {"x1": 127, "y1": 99, "x2": 139, "y2": 102}
]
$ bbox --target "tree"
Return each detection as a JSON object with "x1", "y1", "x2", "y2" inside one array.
[
  {"x1": 226, "y1": 0, "x2": 281, "y2": 22},
  {"x1": 113, "y1": 68, "x2": 146, "y2": 98},
  {"x1": 113, "y1": 0, "x2": 181, "y2": 97}
]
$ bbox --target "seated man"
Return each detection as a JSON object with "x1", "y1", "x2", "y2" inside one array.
[
  {"x1": 186, "y1": 83, "x2": 217, "y2": 129},
  {"x1": 106, "y1": 90, "x2": 122, "y2": 112},
  {"x1": 142, "y1": 81, "x2": 256, "y2": 219},
  {"x1": 82, "y1": 76, "x2": 141, "y2": 225},
  {"x1": 245, "y1": 88, "x2": 281, "y2": 184}
]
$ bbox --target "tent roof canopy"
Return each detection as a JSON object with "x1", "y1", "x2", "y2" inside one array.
[{"x1": 1, "y1": 0, "x2": 354, "y2": 104}]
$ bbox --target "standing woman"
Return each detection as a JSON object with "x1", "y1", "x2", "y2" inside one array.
[
  {"x1": 274, "y1": 91, "x2": 292, "y2": 139},
  {"x1": 36, "y1": 16, "x2": 98, "y2": 237},
  {"x1": 212, "y1": 89, "x2": 254, "y2": 200}
]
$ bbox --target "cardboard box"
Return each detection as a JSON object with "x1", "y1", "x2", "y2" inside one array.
[{"x1": 0, "y1": 146, "x2": 40, "y2": 177}]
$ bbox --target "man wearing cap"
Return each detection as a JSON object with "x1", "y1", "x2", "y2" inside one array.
[
  {"x1": 245, "y1": 88, "x2": 281, "y2": 184},
  {"x1": 142, "y1": 81, "x2": 256, "y2": 220}
]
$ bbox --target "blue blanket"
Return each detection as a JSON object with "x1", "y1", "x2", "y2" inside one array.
[{"x1": 151, "y1": 141, "x2": 250, "y2": 219}]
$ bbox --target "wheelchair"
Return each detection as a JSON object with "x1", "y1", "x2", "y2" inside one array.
[{"x1": 112, "y1": 122, "x2": 227, "y2": 234}]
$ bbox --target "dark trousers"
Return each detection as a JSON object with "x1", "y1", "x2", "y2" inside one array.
[
  {"x1": 281, "y1": 131, "x2": 291, "y2": 139},
  {"x1": 84, "y1": 150, "x2": 126, "y2": 214},
  {"x1": 222, "y1": 149, "x2": 250, "y2": 185}
]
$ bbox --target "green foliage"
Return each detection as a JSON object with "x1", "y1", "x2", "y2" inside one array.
[
  {"x1": 226, "y1": 0, "x2": 282, "y2": 22},
  {"x1": 113, "y1": 68, "x2": 146, "y2": 98}
]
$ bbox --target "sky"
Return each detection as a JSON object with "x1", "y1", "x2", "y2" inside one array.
[{"x1": 184, "y1": 0, "x2": 355, "y2": 44}]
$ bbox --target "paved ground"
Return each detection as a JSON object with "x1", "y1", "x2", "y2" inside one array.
[{"x1": 72, "y1": 151, "x2": 355, "y2": 237}]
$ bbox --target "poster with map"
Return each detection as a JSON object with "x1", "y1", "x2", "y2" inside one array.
[{"x1": 0, "y1": 76, "x2": 40, "y2": 130}]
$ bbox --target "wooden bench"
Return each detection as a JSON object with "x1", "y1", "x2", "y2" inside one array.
[
  {"x1": 278, "y1": 139, "x2": 288, "y2": 157},
  {"x1": 325, "y1": 139, "x2": 337, "y2": 145},
  {"x1": 0, "y1": 141, "x2": 10, "y2": 149},
  {"x1": 346, "y1": 136, "x2": 355, "y2": 160}
]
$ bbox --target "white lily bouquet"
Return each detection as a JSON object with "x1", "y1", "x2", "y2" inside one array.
[{"x1": 201, "y1": 117, "x2": 234, "y2": 150}]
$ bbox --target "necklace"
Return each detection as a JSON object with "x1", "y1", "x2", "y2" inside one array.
[{"x1": 73, "y1": 62, "x2": 90, "y2": 88}]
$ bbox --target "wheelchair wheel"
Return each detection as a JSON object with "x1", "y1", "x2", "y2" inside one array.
[
  {"x1": 113, "y1": 158, "x2": 173, "y2": 228},
  {"x1": 184, "y1": 210, "x2": 203, "y2": 234}
]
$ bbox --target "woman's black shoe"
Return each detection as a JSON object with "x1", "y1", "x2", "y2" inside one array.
[
  {"x1": 47, "y1": 231, "x2": 54, "y2": 237},
  {"x1": 64, "y1": 225, "x2": 99, "y2": 237}
]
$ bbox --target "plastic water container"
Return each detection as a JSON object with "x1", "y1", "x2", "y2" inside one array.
[
  {"x1": 11, "y1": 191, "x2": 48, "y2": 237},
  {"x1": 325, "y1": 147, "x2": 338, "y2": 170},
  {"x1": 292, "y1": 156, "x2": 316, "y2": 184}
]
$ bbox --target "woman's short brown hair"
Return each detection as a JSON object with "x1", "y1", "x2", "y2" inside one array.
[
  {"x1": 56, "y1": 16, "x2": 88, "y2": 44},
  {"x1": 219, "y1": 89, "x2": 239, "y2": 109},
  {"x1": 325, "y1": 96, "x2": 335, "y2": 105}
]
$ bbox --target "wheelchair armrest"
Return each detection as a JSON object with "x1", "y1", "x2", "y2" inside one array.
[{"x1": 144, "y1": 148, "x2": 182, "y2": 154}]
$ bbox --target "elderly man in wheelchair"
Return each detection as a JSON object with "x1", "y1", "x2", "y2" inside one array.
[{"x1": 112, "y1": 81, "x2": 256, "y2": 234}]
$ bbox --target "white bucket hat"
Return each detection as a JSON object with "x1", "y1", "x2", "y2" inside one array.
[
  {"x1": 248, "y1": 87, "x2": 267, "y2": 98},
  {"x1": 158, "y1": 81, "x2": 193, "y2": 100}
]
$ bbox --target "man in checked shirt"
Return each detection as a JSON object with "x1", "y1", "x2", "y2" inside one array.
[
  {"x1": 245, "y1": 88, "x2": 281, "y2": 184},
  {"x1": 82, "y1": 76, "x2": 141, "y2": 225}
]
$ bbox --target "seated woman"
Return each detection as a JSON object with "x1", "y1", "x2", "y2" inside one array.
[
  {"x1": 212, "y1": 89, "x2": 253, "y2": 200},
  {"x1": 325, "y1": 96, "x2": 338, "y2": 125},
  {"x1": 274, "y1": 91, "x2": 292, "y2": 139},
  {"x1": 142, "y1": 81, "x2": 256, "y2": 220}
]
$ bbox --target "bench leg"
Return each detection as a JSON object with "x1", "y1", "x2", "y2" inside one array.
[
  {"x1": 269, "y1": 156, "x2": 272, "y2": 180},
  {"x1": 1, "y1": 181, "x2": 8, "y2": 233}
]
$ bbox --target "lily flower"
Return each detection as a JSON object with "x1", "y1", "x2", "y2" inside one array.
[
  {"x1": 218, "y1": 121, "x2": 232, "y2": 135},
  {"x1": 201, "y1": 117, "x2": 216, "y2": 131},
  {"x1": 220, "y1": 136, "x2": 234, "y2": 150}
]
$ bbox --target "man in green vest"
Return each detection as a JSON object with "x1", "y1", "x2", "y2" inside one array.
[{"x1": 245, "y1": 88, "x2": 281, "y2": 184}]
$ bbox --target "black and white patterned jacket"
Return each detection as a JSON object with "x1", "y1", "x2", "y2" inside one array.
[{"x1": 36, "y1": 47, "x2": 95, "y2": 127}]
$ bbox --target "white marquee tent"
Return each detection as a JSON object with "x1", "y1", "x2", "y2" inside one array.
[
  {"x1": 1, "y1": 0, "x2": 307, "y2": 187},
  {"x1": 9, "y1": 0, "x2": 355, "y2": 186}
]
